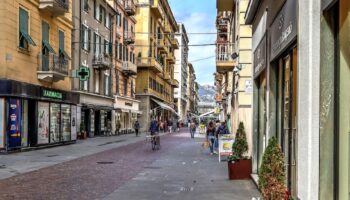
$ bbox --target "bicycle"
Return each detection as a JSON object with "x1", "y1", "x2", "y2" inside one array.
[{"x1": 146, "y1": 133, "x2": 160, "y2": 151}]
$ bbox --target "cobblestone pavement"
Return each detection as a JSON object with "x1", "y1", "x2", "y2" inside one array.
[{"x1": 0, "y1": 129, "x2": 260, "y2": 200}]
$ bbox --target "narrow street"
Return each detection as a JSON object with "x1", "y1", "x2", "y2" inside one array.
[{"x1": 0, "y1": 129, "x2": 259, "y2": 200}]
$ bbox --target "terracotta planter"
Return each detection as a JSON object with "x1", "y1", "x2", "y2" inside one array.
[{"x1": 228, "y1": 159, "x2": 252, "y2": 180}]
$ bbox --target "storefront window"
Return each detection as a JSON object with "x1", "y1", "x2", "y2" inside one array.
[
  {"x1": 0, "y1": 98, "x2": 5, "y2": 148},
  {"x1": 61, "y1": 104, "x2": 71, "y2": 142},
  {"x1": 50, "y1": 103, "x2": 61, "y2": 143},
  {"x1": 37, "y1": 102, "x2": 49, "y2": 144},
  {"x1": 100, "y1": 110, "x2": 106, "y2": 132},
  {"x1": 90, "y1": 109, "x2": 95, "y2": 133},
  {"x1": 71, "y1": 105, "x2": 77, "y2": 140}
]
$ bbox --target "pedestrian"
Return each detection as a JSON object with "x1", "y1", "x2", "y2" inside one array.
[
  {"x1": 168, "y1": 119, "x2": 173, "y2": 133},
  {"x1": 189, "y1": 119, "x2": 196, "y2": 138},
  {"x1": 159, "y1": 120, "x2": 164, "y2": 132},
  {"x1": 216, "y1": 121, "x2": 230, "y2": 135},
  {"x1": 149, "y1": 119, "x2": 158, "y2": 136},
  {"x1": 107, "y1": 119, "x2": 112, "y2": 136},
  {"x1": 176, "y1": 120, "x2": 180, "y2": 132},
  {"x1": 115, "y1": 119, "x2": 121, "y2": 136},
  {"x1": 134, "y1": 120, "x2": 140, "y2": 137},
  {"x1": 206, "y1": 121, "x2": 216, "y2": 155}
]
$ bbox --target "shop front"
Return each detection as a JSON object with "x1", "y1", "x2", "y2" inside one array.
[
  {"x1": 0, "y1": 80, "x2": 79, "y2": 152},
  {"x1": 269, "y1": 0, "x2": 298, "y2": 196},
  {"x1": 114, "y1": 95, "x2": 141, "y2": 135},
  {"x1": 79, "y1": 93, "x2": 114, "y2": 138}
]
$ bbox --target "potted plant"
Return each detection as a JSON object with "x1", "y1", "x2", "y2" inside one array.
[
  {"x1": 258, "y1": 137, "x2": 290, "y2": 200},
  {"x1": 79, "y1": 122, "x2": 87, "y2": 139},
  {"x1": 227, "y1": 122, "x2": 252, "y2": 180}
]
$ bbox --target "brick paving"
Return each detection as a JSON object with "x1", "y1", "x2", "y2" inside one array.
[{"x1": 0, "y1": 133, "x2": 186, "y2": 200}]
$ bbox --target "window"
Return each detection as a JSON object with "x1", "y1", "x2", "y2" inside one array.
[
  {"x1": 117, "y1": 13, "x2": 122, "y2": 27},
  {"x1": 124, "y1": 78, "x2": 128, "y2": 96},
  {"x1": 100, "y1": 5, "x2": 105, "y2": 24},
  {"x1": 19, "y1": 7, "x2": 35, "y2": 49},
  {"x1": 83, "y1": 0, "x2": 89, "y2": 12},
  {"x1": 94, "y1": 1, "x2": 100, "y2": 21},
  {"x1": 115, "y1": 41, "x2": 119, "y2": 60},
  {"x1": 81, "y1": 24, "x2": 90, "y2": 51},
  {"x1": 94, "y1": 69, "x2": 100, "y2": 93},
  {"x1": 131, "y1": 80, "x2": 134, "y2": 97},
  {"x1": 105, "y1": 13, "x2": 111, "y2": 28},
  {"x1": 116, "y1": 72, "x2": 119, "y2": 95},
  {"x1": 42, "y1": 21, "x2": 55, "y2": 71},
  {"x1": 104, "y1": 70, "x2": 110, "y2": 96},
  {"x1": 94, "y1": 33, "x2": 101, "y2": 57},
  {"x1": 119, "y1": 43, "x2": 123, "y2": 60}
]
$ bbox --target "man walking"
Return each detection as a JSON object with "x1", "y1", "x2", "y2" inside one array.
[
  {"x1": 168, "y1": 119, "x2": 173, "y2": 133},
  {"x1": 134, "y1": 120, "x2": 140, "y2": 137},
  {"x1": 189, "y1": 119, "x2": 196, "y2": 139}
]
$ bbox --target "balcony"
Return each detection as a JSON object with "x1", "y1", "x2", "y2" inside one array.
[
  {"x1": 171, "y1": 79, "x2": 179, "y2": 88},
  {"x1": 217, "y1": 0, "x2": 235, "y2": 12},
  {"x1": 166, "y1": 54, "x2": 176, "y2": 64},
  {"x1": 122, "y1": 61, "x2": 137, "y2": 76},
  {"x1": 125, "y1": 0, "x2": 136, "y2": 16},
  {"x1": 37, "y1": 53, "x2": 68, "y2": 82},
  {"x1": 92, "y1": 54, "x2": 112, "y2": 70},
  {"x1": 124, "y1": 31, "x2": 135, "y2": 44},
  {"x1": 216, "y1": 43, "x2": 237, "y2": 72},
  {"x1": 157, "y1": 39, "x2": 166, "y2": 52},
  {"x1": 163, "y1": 72, "x2": 171, "y2": 80},
  {"x1": 150, "y1": 0, "x2": 164, "y2": 19},
  {"x1": 171, "y1": 38, "x2": 179, "y2": 49},
  {"x1": 217, "y1": 20, "x2": 228, "y2": 32},
  {"x1": 136, "y1": 57, "x2": 163, "y2": 74},
  {"x1": 39, "y1": 0, "x2": 69, "y2": 16},
  {"x1": 164, "y1": 22, "x2": 172, "y2": 33}
]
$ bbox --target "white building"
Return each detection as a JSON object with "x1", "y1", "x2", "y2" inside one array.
[{"x1": 174, "y1": 23, "x2": 189, "y2": 121}]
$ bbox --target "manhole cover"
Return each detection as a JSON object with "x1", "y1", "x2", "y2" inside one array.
[
  {"x1": 144, "y1": 166, "x2": 162, "y2": 169},
  {"x1": 96, "y1": 161, "x2": 114, "y2": 164},
  {"x1": 47, "y1": 154, "x2": 59, "y2": 157}
]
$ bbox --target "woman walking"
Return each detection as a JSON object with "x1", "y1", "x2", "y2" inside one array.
[{"x1": 206, "y1": 121, "x2": 216, "y2": 155}]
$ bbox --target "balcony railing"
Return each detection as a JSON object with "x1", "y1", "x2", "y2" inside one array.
[
  {"x1": 122, "y1": 61, "x2": 137, "y2": 75},
  {"x1": 39, "y1": 0, "x2": 69, "y2": 16},
  {"x1": 125, "y1": 0, "x2": 136, "y2": 16},
  {"x1": 136, "y1": 57, "x2": 163, "y2": 73},
  {"x1": 124, "y1": 31, "x2": 135, "y2": 44},
  {"x1": 37, "y1": 53, "x2": 68, "y2": 82},
  {"x1": 216, "y1": 43, "x2": 237, "y2": 62},
  {"x1": 92, "y1": 54, "x2": 112, "y2": 70},
  {"x1": 150, "y1": 0, "x2": 164, "y2": 19}
]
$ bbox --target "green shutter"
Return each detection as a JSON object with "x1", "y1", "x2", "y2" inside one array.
[
  {"x1": 88, "y1": 29, "x2": 91, "y2": 51},
  {"x1": 42, "y1": 21, "x2": 49, "y2": 42},
  {"x1": 59, "y1": 30, "x2": 64, "y2": 50},
  {"x1": 109, "y1": 42, "x2": 112, "y2": 55},
  {"x1": 19, "y1": 8, "x2": 28, "y2": 33},
  {"x1": 94, "y1": 33, "x2": 97, "y2": 53},
  {"x1": 81, "y1": 24, "x2": 85, "y2": 50}
]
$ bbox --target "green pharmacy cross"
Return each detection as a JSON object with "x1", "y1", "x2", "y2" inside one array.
[{"x1": 78, "y1": 66, "x2": 90, "y2": 81}]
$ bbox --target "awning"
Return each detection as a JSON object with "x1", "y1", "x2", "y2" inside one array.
[
  {"x1": 151, "y1": 98, "x2": 179, "y2": 117},
  {"x1": 42, "y1": 41, "x2": 56, "y2": 53},
  {"x1": 200, "y1": 110, "x2": 215, "y2": 117},
  {"x1": 20, "y1": 31, "x2": 36, "y2": 46}
]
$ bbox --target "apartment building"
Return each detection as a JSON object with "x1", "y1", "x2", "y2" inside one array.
[
  {"x1": 174, "y1": 23, "x2": 189, "y2": 121},
  {"x1": 186, "y1": 63, "x2": 196, "y2": 120},
  {"x1": 107, "y1": 0, "x2": 140, "y2": 134},
  {"x1": 0, "y1": 0, "x2": 78, "y2": 151},
  {"x1": 135, "y1": 0, "x2": 179, "y2": 131},
  {"x1": 72, "y1": 0, "x2": 116, "y2": 137}
]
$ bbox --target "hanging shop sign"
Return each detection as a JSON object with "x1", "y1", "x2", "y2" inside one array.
[
  {"x1": 8, "y1": 98, "x2": 22, "y2": 148},
  {"x1": 0, "y1": 98, "x2": 4, "y2": 148},
  {"x1": 42, "y1": 89, "x2": 63, "y2": 100},
  {"x1": 71, "y1": 105, "x2": 77, "y2": 141},
  {"x1": 270, "y1": 0, "x2": 297, "y2": 61},
  {"x1": 37, "y1": 102, "x2": 50, "y2": 144},
  {"x1": 254, "y1": 35, "x2": 267, "y2": 78}
]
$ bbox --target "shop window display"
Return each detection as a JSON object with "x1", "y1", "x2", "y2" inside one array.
[
  {"x1": 37, "y1": 102, "x2": 49, "y2": 144},
  {"x1": 61, "y1": 104, "x2": 71, "y2": 142},
  {"x1": 50, "y1": 103, "x2": 61, "y2": 143}
]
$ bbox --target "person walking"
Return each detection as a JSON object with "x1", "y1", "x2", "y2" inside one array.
[
  {"x1": 189, "y1": 119, "x2": 196, "y2": 138},
  {"x1": 149, "y1": 119, "x2": 158, "y2": 136},
  {"x1": 115, "y1": 119, "x2": 121, "y2": 136},
  {"x1": 168, "y1": 119, "x2": 173, "y2": 133},
  {"x1": 134, "y1": 120, "x2": 140, "y2": 137},
  {"x1": 206, "y1": 121, "x2": 216, "y2": 155},
  {"x1": 176, "y1": 120, "x2": 180, "y2": 132}
]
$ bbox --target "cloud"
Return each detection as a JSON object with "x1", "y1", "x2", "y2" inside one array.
[{"x1": 168, "y1": 0, "x2": 216, "y2": 86}]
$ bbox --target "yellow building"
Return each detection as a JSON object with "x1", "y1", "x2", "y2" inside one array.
[
  {"x1": 0, "y1": 0, "x2": 78, "y2": 150},
  {"x1": 135, "y1": 0, "x2": 179, "y2": 131},
  {"x1": 216, "y1": 0, "x2": 253, "y2": 155}
]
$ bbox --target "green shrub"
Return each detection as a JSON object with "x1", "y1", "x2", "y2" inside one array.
[
  {"x1": 228, "y1": 122, "x2": 248, "y2": 161},
  {"x1": 258, "y1": 137, "x2": 287, "y2": 200}
]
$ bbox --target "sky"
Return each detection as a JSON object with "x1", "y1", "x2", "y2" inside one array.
[{"x1": 168, "y1": 0, "x2": 217, "y2": 86}]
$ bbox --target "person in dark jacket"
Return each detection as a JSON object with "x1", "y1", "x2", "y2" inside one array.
[
  {"x1": 134, "y1": 120, "x2": 140, "y2": 137},
  {"x1": 149, "y1": 119, "x2": 158, "y2": 135}
]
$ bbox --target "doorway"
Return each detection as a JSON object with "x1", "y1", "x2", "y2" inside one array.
[
  {"x1": 279, "y1": 47, "x2": 298, "y2": 196},
  {"x1": 257, "y1": 70, "x2": 267, "y2": 172}
]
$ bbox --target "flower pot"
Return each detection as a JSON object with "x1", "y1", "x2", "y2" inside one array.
[{"x1": 228, "y1": 159, "x2": 252, "y2": 180}]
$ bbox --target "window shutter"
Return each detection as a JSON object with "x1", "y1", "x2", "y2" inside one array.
[
  {"x1": 81, "y1": 24, "x2": 85, "y2": 49},
  {"x1": 115, "y1": 41, "x2": 118, "y2": 59},
  {"x1": 59, "y1": 30, "x2": 64, "y2": 51},
  {"x1": 94, "y1": 0, "x2": 96, "y2": 19},
  {"x1": 93, "y1": 33, "x2": 97, "y2": 53},
  {"x1": 126, "y1": 48, "x2": 129, "y2": 62},
  {"x1": 109, "y1": 42, "x2": 112, "y2": 55},
  {"x1": 119, "y1": 43, "x2": 122, "y2": 60},
  {"x1": 88, "y1": 28, "x2": 91, "y2": 51},
  {"x1": 42, "y1": 22, "x2": 49, "y2": 42},
  {"x1": 19, "y1": 8, "x2": 28, "y2": 33}
]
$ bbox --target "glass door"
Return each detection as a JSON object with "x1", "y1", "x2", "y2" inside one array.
[{"x1": 257, "y1": 72, "x2": 267, "y2": 171}]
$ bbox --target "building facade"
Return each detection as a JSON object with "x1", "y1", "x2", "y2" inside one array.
[
  {"x1": 186, "y1": 63, "x2": 197, "y2": 120},
  {"x1": 0, "y1": 0, "x2": 78, "y2": 151},
  {"x1": 135, "y1": 0, "x2": 179, "y2": 132},
  {"x1": 107, "y1": 0, "x2": 140, "y2": 134},
  {"x1": 215, "y1": 0, "x2": 253, "y2": 149},
  {"x1": 72, "y1": 0, "x2": 116, "y2": 137},
  {"x1": 174, "y1": 23, "x2": 189, "y2": 121}
]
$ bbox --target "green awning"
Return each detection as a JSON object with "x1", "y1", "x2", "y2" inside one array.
[
  {"x1": 20, "y1": 31, "x2": 36, "y2": 46},
  {"x1": 42, "y1": 41, "x2": 56, "y2": 54},
  {"x1": 59, "y1": 48, "x2": 71, "y2": 60}
]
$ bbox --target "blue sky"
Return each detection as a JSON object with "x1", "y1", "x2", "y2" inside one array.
[{"x1": 168, "y1": 0, "x2": 216, "y2": 86}]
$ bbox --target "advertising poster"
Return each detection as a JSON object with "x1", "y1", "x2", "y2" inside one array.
[
  {"x1": 8, "y1": 98, "x2": 22, "y2": 148},
  {"x1": 71, "y1": 105, "x2": 77, "y2": 141},
  {"x1": 0, "y1": 98, "x2": 4, "y2": 148},
  {"x1": 61, "y1": 104, "x2": 71, "y2": 142},
  {"x1": 50, "y1": 103, "x2": 61, "y2": 143},
  {"x1": 37, "y1": 102, "x2": 49, "y2": 144},
  {"x1": 218, "y1": 135, "x2": 234, "y2": 162}
]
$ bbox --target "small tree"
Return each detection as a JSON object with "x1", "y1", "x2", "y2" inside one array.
[
  {"x1": 258, "y1": 137, "x2": 287, "y2": 200},
  {"x1": 228, "y1": 122, "x2": 248, "y2": 161}
]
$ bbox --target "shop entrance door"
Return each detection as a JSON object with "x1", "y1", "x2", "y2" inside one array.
[
  {"x1": 257, "y1": 71, "x2": 267, "y2": 172},
  {"x1": 281, "y1": 48, "x2": 298, "y2": 196}
]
